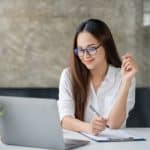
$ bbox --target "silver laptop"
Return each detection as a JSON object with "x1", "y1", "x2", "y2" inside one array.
[{"x1": 0, "y1": 96, "x2": 89, "y2": 150}]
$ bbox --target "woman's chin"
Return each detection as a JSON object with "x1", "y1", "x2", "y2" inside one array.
[{"x1": 85, "y1": 64, "x2": 95, "y2": 70}]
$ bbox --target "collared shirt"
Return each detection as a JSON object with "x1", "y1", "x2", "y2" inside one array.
[{"x1": 57, "y1": 65, "x2": 135, "y2": 127}]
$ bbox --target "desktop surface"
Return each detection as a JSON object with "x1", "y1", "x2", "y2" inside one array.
[{"x1": 0, "y1": 128, "x2": 149, "y2": 150}]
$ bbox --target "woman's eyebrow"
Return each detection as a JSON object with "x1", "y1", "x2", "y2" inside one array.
[
  {"x1": 78, "y1": 43, "x2": 97, "y2": 48},
  {"x1": 86, "y1": 43, "x2": 97, "y2": 47}
]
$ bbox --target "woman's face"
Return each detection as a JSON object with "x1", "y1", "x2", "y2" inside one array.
[{"x1": 77, "y1": 31, "x2": 107, "y2": 70}]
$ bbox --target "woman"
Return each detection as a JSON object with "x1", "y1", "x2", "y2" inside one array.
[{"x1": 58, "y1": 19, "x2": 138, "y2": 135}]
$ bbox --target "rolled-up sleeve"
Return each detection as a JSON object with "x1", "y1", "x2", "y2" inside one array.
[{"x1": 57, "y1": 68, "x2": 75, "y2": 121}]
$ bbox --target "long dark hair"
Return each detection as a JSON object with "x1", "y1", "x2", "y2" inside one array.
[{"x1": 70, "y1": 19, "x2": 122, "y2": 120}]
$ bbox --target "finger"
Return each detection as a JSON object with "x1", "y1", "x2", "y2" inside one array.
[
  {"x1": 96, "y1": 116, "x2": 106, "y2": 122},
  {"x1": 93, "y1": 125, "x2": 105, "y2": 132},
  {"x1": 96, "y1": 117, "x2": 107, "y2": 125},
  {"x1": 92, "y1": 127, "x2": 100, "y2": 135},
  {"x1": 122, "y1": 57, "x2": 132, "y2": 65},
  {"x1": 94, "y1": 126, "x2": 105, "y2": 132},
  {"x1": 125, "y1": 65, "x2": 132, "y2": 71},
  {"x1": 122, "y1": 62, "x2": 132, "y2": 72},
  {"x1": 95, "y1": 122, "x2": 106, "y2": 129},
  {"x1": 122, "y1": 53, "x2": 133, "y2": 59},
  {"x1": 123, "y1": 61, "x2": 131, "y2": 69},
  {"x1": 123, "y1": 60, "x2": 136, "y2": 70},
  {"x1": 93, "y1": 125, "x2": 102, "y2": 131},
  {"x1": 122, "y1": 57, "x2": 133, "y2": 66},
  {"x1": 122, "y1": 59, "x2": 129, "y2": 68},
  {"x1": 94, "y1": 122, "x2": 106, "y2": 130},
  {"x1": 94, "y1": 121, "x2": 106, "y2": 127},
  {"x1": 123, "y1": 57, "x2": 135, "y2": 66},
  {"x1": 122, "y1": 59, "x2": 134, "y2": 68},
  {"x1": 92, "y1": 129, "x2": 100, "y2": 135},
  {"x1": 95, "y1": 120, "x2": 106, "y2": 126}
]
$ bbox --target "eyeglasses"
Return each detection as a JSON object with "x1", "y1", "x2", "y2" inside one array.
[{"x1": 74, "y1": 43, "x2": 102, "y2": 57}]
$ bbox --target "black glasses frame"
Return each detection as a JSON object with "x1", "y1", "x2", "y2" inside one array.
[{"x1": 74, "y1": 43, "x2": 102, "y2": 57}]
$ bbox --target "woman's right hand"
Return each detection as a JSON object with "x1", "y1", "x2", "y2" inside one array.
[{"x1": 87, "y1": 116, "x2": 107, "y2": 135}]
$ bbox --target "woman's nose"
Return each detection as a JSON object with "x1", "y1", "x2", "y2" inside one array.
[{"x1": 83, "y1": 50, "x2": 91, "y2": 59}]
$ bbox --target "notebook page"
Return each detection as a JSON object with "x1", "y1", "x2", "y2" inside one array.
[
  {"x1": 100, "y1": 128, "x2": 133, "y2": 139},
  {"x1": 81, "y1": 128, "x2": 145, "y2": 141}
]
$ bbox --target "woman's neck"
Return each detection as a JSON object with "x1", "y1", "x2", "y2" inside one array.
[{"x1": 90, "y1": 62, "x2": 108, "y2": 81}]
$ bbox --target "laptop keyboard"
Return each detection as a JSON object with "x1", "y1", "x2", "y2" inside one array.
[{"x1": 64, "y1": 139, "x2": 90, "y2": 150}]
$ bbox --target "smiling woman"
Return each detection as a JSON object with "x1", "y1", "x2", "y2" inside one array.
[
  {"x1": 76, "y1": 31, "x2": 107, "y2": 71},
  {"x1": 57, "y1": 19, "x2": 138, "y2": 136}
]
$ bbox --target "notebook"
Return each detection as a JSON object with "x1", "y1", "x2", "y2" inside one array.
[{"x1": 81, "y1": 128, "x2": 146, "y2": 142}]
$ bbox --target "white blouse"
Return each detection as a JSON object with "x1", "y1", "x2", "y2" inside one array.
[{"x1": 57, "y1": 65, "x2": 136, "y2": 127}]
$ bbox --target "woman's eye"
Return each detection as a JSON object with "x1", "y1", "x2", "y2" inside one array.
[
  {"x1": 87, "y1": 47, "x2": 95, "y2": 51},
  {"x1": 79, "y1": 49, "x2": 84, "y2": 52}
]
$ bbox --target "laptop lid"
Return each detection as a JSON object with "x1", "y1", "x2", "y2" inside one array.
[{"x1": 0, "y1": 96, "x2": 65, "y2": 150}]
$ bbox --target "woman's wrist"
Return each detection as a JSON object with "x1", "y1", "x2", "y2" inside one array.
[
  {"x1": 121, "y1": 78, "x2": 132, "y2": 88},
  {"x1": 118, "y1": 78, "x2": 132, "y2": 103},
  {"x1": 84, "y1": 122, "x2": 91, "y2": 134}
]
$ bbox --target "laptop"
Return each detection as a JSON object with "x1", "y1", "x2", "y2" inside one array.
[{"x1": 0, "y1": 96, "x2": 89, "y2": 150}]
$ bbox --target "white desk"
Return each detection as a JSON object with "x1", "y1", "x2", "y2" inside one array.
[{"x1": 0, "y1": 128, "x2": 149, "y2": 150}]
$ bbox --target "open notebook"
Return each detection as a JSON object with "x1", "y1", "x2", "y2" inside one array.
[{"x1": 81, "y1": 128, "x2": 146, "y2": 142}]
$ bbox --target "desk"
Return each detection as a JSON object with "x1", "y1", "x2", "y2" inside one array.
[{"x1": 0, "y1": 128, "x2": 149, "y2": 150}]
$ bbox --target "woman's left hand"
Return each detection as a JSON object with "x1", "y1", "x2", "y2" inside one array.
[{"x1": 121, "y1": 53, "x2": 138, "y2": 81}]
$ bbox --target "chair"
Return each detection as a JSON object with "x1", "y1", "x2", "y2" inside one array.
[{"x1": 126, "y1": 87, "x2": 150, "y2": 127}]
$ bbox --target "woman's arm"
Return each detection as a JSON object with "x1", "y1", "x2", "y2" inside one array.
[
  {"x1": 107, "y1": 53, "x2": 138, "y2": 129},
  {"x1": 62, "y1": 115, "x2": 107, "y2": 135},
  {"x1": 107, "y1": 79, "x2": 132, "y2": 128},
  {"x1": 62, "y1": 116, "x2": 89, "y2": 132}
]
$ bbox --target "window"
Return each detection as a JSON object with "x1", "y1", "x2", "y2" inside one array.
[{"x1": 143, "y1": 0, "x2": 150, "y2": 26}]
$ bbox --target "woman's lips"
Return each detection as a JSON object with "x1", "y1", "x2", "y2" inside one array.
[{"x1": 84, "y1": 59, "x2": 94, "y2": 64}]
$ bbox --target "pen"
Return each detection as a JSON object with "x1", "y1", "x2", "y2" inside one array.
[
  {"x1": 89, "y1": 105, "x2": 100, "y2": 116},
  {"x1": 89, "y1": 105, "x2": 109, "y2": 128}
]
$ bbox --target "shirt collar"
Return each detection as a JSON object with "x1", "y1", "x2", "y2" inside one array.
[
  {"x1": 104, "y1": 65, "x2": 115, "y2": 82},
  {"x1": 90, "y1": 64, "x2": 115, "y2": 88}
]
